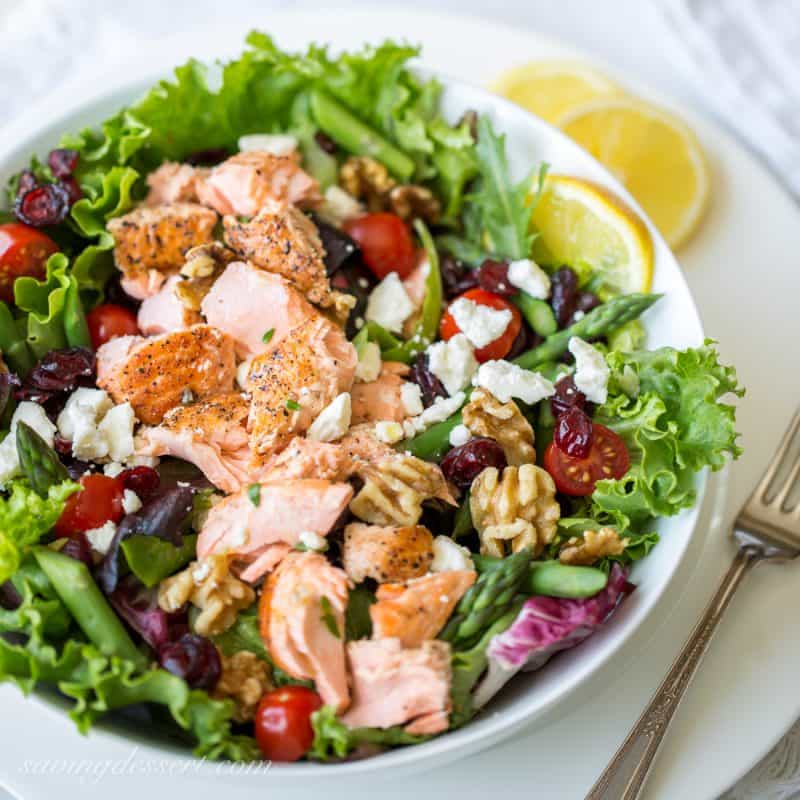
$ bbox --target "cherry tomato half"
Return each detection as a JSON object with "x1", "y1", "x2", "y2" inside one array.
[
  {"x1": 0, "y1": 222, "x2": 59, "y2": 303},
  {"x1": 543, "y1": 424, "x2": 630, "y2": 497},
  {"x1": 254, "y1": 686, "x2": 323, "y2": 762},
  {"x1": 87, "y1": 303, "x2": 139, "y2": 350},
  {"x1": 342, "y1": 212, "x2": 416, "y2": 280},
  {"x1": 439, "y1": 288, "x2": 522, "y2": 362},
  {"x1": 54, "y1": 474, "x2": 125, "y2": 536}
]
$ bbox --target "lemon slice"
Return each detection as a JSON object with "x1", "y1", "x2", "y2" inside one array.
[
  {"x1": 530, "y1": 175, "x2": 654, "y2": 294},
  {"x1": 491, "y1": 61, "x2": 623, "y2": 125},
  {"x1": 559, "y1": 99, "x2": 710, "y2": 249}
]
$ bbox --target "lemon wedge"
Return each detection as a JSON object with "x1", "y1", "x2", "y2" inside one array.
[{"x1": 530, "y1": 174, "x2": 654, "y2": 295}]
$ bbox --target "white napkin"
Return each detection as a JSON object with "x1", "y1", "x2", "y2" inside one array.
[{"x1": 660, "y1": 0, "x2": 800, "y2": 199}]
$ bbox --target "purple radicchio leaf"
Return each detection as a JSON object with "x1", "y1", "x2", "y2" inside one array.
[
  {"x1": 0, "y1": 370, "x2": 21, "y2": 418},
  {"x1": 96, "y1": 486, "x2": 195, "y2": 595},
  {"x1": 472, "y1": 564, "x2": 634, "y2": 709}
]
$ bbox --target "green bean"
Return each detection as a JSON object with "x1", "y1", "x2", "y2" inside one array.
[
  {"x1": 527, "y1": 561, "x2": 609, "y2": 598},
  {"x1": 513, "y1": 293, "x2": 557, "y2": 337}
]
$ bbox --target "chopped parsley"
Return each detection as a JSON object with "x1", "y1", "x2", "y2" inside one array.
[
  {"x1": 247, "y1": 483, "x2": 261, "y2": 507},
  {"x1": 320, "y1": 595, "x2": 340, "y2": 639},
  {"x1": 262, "y1": 328, "x2": 275, "y2": 344},
  {"x1": 286, "y1": 399, "x2": 301, "y2": 411}
]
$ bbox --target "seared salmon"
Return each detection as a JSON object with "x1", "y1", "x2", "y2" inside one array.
[
  {"x1": 342, "y1": 638, "x2": 451, "y2": 734},
  {"x1": 342, "y1": 523, "x2": 434, "y2": 584},
  {"x1": 96, "y1": 325, "x2": 236, "y2": 425},
  {"x1": 195, "y1": 151, "x2": 320, "y2": 216},
  {"x1": 244, "y1": 316, "x2": 356, "y2": 459},
  {"x1": 258, "y1": 437, "x2": 355, "y2": 482},
  {"x1": 107, "y1": 203, "x2": 218, "y2": 300},
  {"x1": 350, "y1": 362, "x2": 410, "y2": 425},
  {"x1": 145, "y1": 162, "x2": 205, "y2": 205},
  {"x1": 200, "y1": 261, "x2": 320, "y2": 360},
  {"x1": 136, "y1": 392, "x2": 251, "y2": 493},
  {"x1": 137, "y1": 275, "x2": 201, "y2": 335},
  {"x1": 259, "y1": 551, "x2": 350, "y2": 711},
  {"x1": 370, "y1": 570, "x2": 477, "y2": 648}
]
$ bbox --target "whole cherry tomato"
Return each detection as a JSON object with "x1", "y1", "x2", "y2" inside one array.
[
  {"x1": 55, "y1": 474, "x2": 125, "y2": 536},
  {"x1": 343, "y1": 212, "x2": 416, "y2": 280},
  {"x1": 86, "y1": 303, "x2": 139, "y2": 350},
  {"x1": 543, "y1": 424, "x2": 630, "y2": 496},
  {"x1": 439, "y1": 287, "x2": 522, "y2": 362},
  {"x1": 254, "y1": 686, "x2": 323, "y2": 762},
  {"x1": 0, "y1": 222, "x2": 59, "y2": 303}
]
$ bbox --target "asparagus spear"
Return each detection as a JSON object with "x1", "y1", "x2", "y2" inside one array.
[{"x1": 16, "y1": 421, "x2": 69, "y2": 497}]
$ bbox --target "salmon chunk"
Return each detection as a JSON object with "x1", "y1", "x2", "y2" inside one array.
[
  {"x1": 145, "y1": 162, "x2": 205, "y2": 205},
  {"x1": 260, "y1": 551, "x2": 350, "y2": 711},
  {"x1": 342, "y1": 523, "x2": 434, "y2": 584},
  {"x1": 200, "y1": 261, "x2": 320, "y2": 360},
  {"x1": 96, "y1": 325, "x2": 236, "y2": 424},
  {"x1": 245, "y1": 316, "x2": 356, "y2": 458},
  {"x1": 342, "y1": 639, "x2": 452, "y2": 734},
  {"x1": 258, "y1": 437, "x2": 356, "y2": 483},
  {"x1": 223, "y1": 203, "x2": 338, "y2": 309},
  {"x1": 107, "y1": 203, "x2": 218, "y2": 300},
  {"x1": 195, "y1": 151, "x2": 320, "y2": 216},
  {"x1": 370, "y1": 570, "x2": 477, "y2": 648},
  {"x1": 351, "y1": 362, "x2": 411, "y2": 425},
  {"x1": 136, "y1": 392, "x2": 251, "y2": 493},
  {"x1": 137, "y1": 275, "x2": 202, "y2": 335},
  {"x1": 198, "y1": 479, "x2": 353, "y2": 564}
]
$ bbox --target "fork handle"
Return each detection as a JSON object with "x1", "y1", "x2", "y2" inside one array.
[{"x1": 586, "y1": 544, "x2": 762, "y2": 800}]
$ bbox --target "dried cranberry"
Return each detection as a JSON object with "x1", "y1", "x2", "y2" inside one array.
[
  {"x1": 440, "y1": 437, "x2": 507, "y2": 490},
  {"x1": 550, "y1": 375, "x2": 587, "y2": 418},
  {"x1": 314, "y1": 130, "x2": 338, "y2": 155},
  {"x1": 158, "y1": 633, "x2": 221, "y2": 690},
  {"x1": 550, "y1": 267, "x2": 579, "y2": 328},
  {"x1": 65, "y1": 460, "x2": 92, "y2": 480},
  {"x1": 506, "y1": 323, "x2": 541, "y2": 361},
  {"x1": 440, "y1": 255, "x2": 478, "y2": 299},
  {"x1": 575, "y1": 291, "x2": 601, "y2": 314},
  {"x1": 16, "y1": 347, "x2": 95, "y2": 404},
  {"x1": 16, "y1": 170, "x2": 39, "y2": 198},
  {"x1": 58, "y1": 176, "x2": 83, "y2": 206},
  {"x1": 409, "y1": 353, "x2": 447, "y2": 407},
  {"x1": 553, "y1": 406, "x2": 594, "y2": 458},
  {"x1": 185, "y1": 148, "x2": 230, "y2": 167},
  {"x1": 475, "y1": 259, "x2": 517, "y2": 298},
  {"x1": 15, "y1": 183, "x2": 71, "y2": 227},
  {"x1": 119, "y1": 466, "x2": 160, "y2": 502},
  {"x1": 47, "y1": 149, "x2": 79, "y2": 179},
  {"x1": 61, "y1": 533, "x2": 93, "y2": 568}
]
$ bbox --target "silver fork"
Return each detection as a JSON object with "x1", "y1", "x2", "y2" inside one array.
[{"x1": 587, "y1": 407, "x2": 800, "y2": 800}]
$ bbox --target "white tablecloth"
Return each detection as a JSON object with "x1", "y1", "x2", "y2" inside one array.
[{"x1": 0, "y1": 0, "x2": 797, "y2": 797}]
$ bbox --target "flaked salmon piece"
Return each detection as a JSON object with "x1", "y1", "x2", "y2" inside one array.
[
  {"x1": 136, "y1": 392, "x2": 251, "y2": 493},
  {"x1": 237, "y1": 542, "x2": 292, "y2": 584},
  {"x1": 339, "y1": 423, "x2": 398, "y2": 466},
  {"x1": 96, "y1": 325, "x2": 236, "y2": 425},
  {"x1": 342, "y1": 639, "x2": 451, "y2": 733},
  {"x1": 343, "y1": 523, "x2": 434, "y2": 584},
  {"x1": 370, "y1": 570, "x2": 477, "y2": 648},
  {"x1": 200, "y1": 261, "x2": 320, "y2": 360},
  {"x1": 198, "y1": 479, "x2": 353, "y2": 564},
  {"x1": 144, "y1": 162, "x2": 205, "y2": 205},
  {"x1": 223, "y1": 203, "x2": 341, "y2": 310},
  {"x1": 245, "y1": 316, "x2": 356, "y2": 459},
  {"x1": 107, "y1": 203, "x2": 218, "y2": 300},
  {"x1": 258, "y1": 437, "x2": 356, "y2": 482},
  {"x1": 137, "y1": 275, "x2": 201, "y2": 336},
  {"x1": 259, "y1": 551, "x2": 350, "y2": 711},
  {"x1": 350, "y1": 362, "x2": 410, "y2": 425},
  {"x1": 195, "y1": 151, "x2": 321, "y2": 216}
]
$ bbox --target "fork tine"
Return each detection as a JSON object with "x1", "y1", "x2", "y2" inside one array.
[
  {"x1": 773, "y1": 455, "x2": 800, "y2": 508},
  {"x1": 753, "y1": 407, "x2": 800, "y2": 502}
]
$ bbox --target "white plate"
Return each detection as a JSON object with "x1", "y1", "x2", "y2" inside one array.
[{"x1": 0, "y1": 10, "x2": 799, "y2": 800}]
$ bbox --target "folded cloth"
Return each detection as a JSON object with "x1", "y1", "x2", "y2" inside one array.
[{"x1": 660, "y1": 0, "x2": 800, "y2": 198}]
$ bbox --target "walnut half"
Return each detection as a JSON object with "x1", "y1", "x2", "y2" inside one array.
[
  {"x1": 213, "y1": 650, "x2": 273, "y2": 722},
  {"x1": 470, "y1": 464, "x2": 560, "y2": 557},
  {"x1": 339, "y1": 156, "x2": 396, "y2": 211},
  {"x1": 559, "y1": 527, "x2": 628, "y2": 566},
  {"x1": 387, "y1": 185, "x2": 441, "y2": 225},
  {"x1": 462, "y1": 387, "x2": 536, "y2": 466}
]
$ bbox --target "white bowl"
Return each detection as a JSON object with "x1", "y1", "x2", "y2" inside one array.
[{"x1": 0, "y1": 54, "x2": 704, "y2": 779}]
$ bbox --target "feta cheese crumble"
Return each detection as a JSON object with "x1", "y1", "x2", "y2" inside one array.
[
  {"x1": 299, "y1": 531, "x2": 328, "y2": 552},
  {"x1": 448, "y1": 297, "x2": 513, "y2": 349},
  {"x1": 122, "y1": 489, "x2": 142, "y2": 515},
  {"x1": 400, "y1": 382, "x2": 424, "y2": 417},
  {"x1": 402, "y1": 392, "x2": 466, "y2": 437},
  {"x1": 508, "y1": 259, "x2": 551, "y2": 299},
  {"x1": 374, "y1": 421, "x2": 405, "y2": 444},
  {"x1": 318, "y1": 185, "x2": 364, "y2": 226},
  {"x1": 98, "y1": 402, "x2": 136, "y2": 462},
  {"x1": 365, "y1": 272, "x2": 415, "y2": 334},
  {"x1": 354, "y1": 341, "x2": 382, "y2": 383},
  {"x1": 57, "y1": 389, "x2": 135, "y2": 463},
  {"x1": 431, "y1": 536, "x2": 474, "y2": 572},
  {"x1": 449, "y1": 424, "x2": 472, "y2": 448},
  {"x1": 0, "y1": 402, "x2": 58, "y2": 488},
  {"x1": 237, "y1": 133, "x2": 298, "y2": 156},
  {"x1": 426, "y1": 334, "x2": 479, "y2": 396},
  {"x1": 569, "y1": 337, "x2": 610, "y2": 404},
  {"x1": 474, "y1": 360, "x2": 555, "y2": 405},
  {"x1": 307, "y1": 393, "x2": 351, "y2": 442},
  {"x1": 85, "y1": 521, "x2": 118, "y2": 556}
]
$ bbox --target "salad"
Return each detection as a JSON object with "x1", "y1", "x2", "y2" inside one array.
[{"x1": 0, "y1": 34, "x2": 743, "y2": 764}]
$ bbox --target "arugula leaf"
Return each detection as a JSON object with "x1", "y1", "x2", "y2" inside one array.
[
  {"x1": 344, "y1": 585, "x2": 376, "y2": 640},
  {"x1": 319, "y1": 596, "x2": 341, "y2": 639}
]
